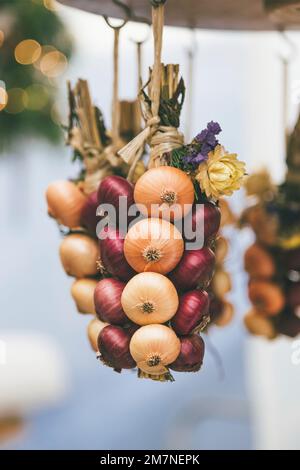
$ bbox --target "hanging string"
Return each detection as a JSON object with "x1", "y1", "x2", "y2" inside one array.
[
  {"x1": 118, "y1": 1, "x2": 184, "y2": 170},
  {"x1": 103, "y1": 16, "x2": 127, "y2": 154},
  {"x1": 185, "y1": 29, "x2": 197, "y2": 142}
]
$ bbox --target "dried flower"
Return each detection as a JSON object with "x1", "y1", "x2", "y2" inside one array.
[{"x1": 196, "y1": 145, "x2": 246, "y2": 200}]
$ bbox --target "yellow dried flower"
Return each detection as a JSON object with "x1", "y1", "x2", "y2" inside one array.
[{"x1": 196, "y1": 145, "x2": 246, "y2": 200}]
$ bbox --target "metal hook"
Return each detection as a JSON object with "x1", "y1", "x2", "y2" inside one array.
[{"x1": 103, "y1": 0, "x2": 131, "y2": 29}]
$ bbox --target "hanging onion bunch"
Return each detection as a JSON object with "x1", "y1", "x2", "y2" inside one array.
[
  {"x1": 240, "y1": 113, "x2": 300, "y2": 339},
  {"x1": 46, "y1": 1, "x2": 246, "y2": 381}
]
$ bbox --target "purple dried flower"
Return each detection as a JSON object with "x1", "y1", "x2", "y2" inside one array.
[{"x1": 207, "y1": 121, "x2": 222, "y2": 134}]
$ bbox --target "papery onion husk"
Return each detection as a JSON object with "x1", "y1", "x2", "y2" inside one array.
[
  {"x1": 171, "y1": 290, "x2": 210, "y2": 336},
  {"x1": 71, "y1": 279, "x2": 98, "y2": 314},
  {"x1": 169, "y1": 247, "x2": 215, "y2": 292},
  {"x1": 121, "y1": 272, "x2": 179, "y2": 325},
  {"x1": 99, "y1": 227, "x2": 136, "y2": 281},
  {"x1": 87, "y1": 318, "x2": 108, "y2": 352},
  {"x1": 129, "y1": 324, "x2": 181, "y2": 377},
  {"x1": 248, "y1": 280, "x2": 285, "y2": 316},
  {"x1": 97, "y1": 175, "x2": 134, "y2": 221},
  {"x1": 134, "y1": 166, "x2": 194, "y2": 221},
  {"x1": 124, "y1": 218, "x2": 184, "y2": 275},
  {"x1": 46, "y1": 180, "x2": 86, "y2": 228},
  {"x1": 244, "y1": 243, "x2": 275, "y2": 279},
  {"x1": 169, "y1": 334, "x2": 205, "y2": 372},
  {"x1": 183, "y1": 202, "x2": 221, "y2": 245},
  {"x1": 244, "y1": 309, "x2": 277, "y2": 339},
  {"x1": 94, "y1": 278, "x2": 128, "y2": 325},
  {"x1": 59, "y1": 234, "x2": 99, "y2": 278},
  {"x1": 98, "y1": 325, "x2": 136, "y2": 371},
  {"x1": 80, "y1": 190, "x2": 99, "y2": 237}
]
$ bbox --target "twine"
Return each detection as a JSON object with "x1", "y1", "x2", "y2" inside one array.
[{"x1": 118, "y1": 3, "x2": 183, "y2": 170}]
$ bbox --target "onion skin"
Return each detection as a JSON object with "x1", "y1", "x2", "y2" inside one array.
[
  {"x1": 80, "y1": 191, "x2": 99, "y2": 237},
  {"x1": 124, "y1": 218, "x2": 184, "y2": 275},
  {"x1": 71, "y1": 279, "x2": 98, "y2": 314},
  {"x1": 184, "y1": 202, "x2": 221, "y2": 244},
  {"x1": 134, "y1": 166, "x2": 194, "y2": 221},
  {"x1": 87, "y1": 318, "x2": 108, "y2": 352},
  {"x1": 244, "y1": 243, "x2": 275, "y2": 279},
  {"x1": 248, "y1": 280, "x2": 285, "y2": 316},
  {"x1": 98, "y1": 325, "x2": 136, "y2": 370},
  {"x1": 46, "y1": 180, "x2": 86, "y2": 228},
  {"x1": 129, "y1": 324, "x2": 181, "y2": 375},
  {"x1": 169, "y1": 247, "x2": 215, "y2": 292},
  {"x1": 214, "y1": 302, "x2": 234, "y2": 327},
  {"x1": 209, "y1": 296, "x2": 224, "y2": 322},
  {"x1": 244, "y1": 309, "x2": 277, "y2": 339},
  {"x1": 94, "y1": 278, "x2": 128, "y2": 325},
  {"x1": 97, "y1": 175, "x2": 134, "y2": 220},
  {"x1": 59, "y1": 234, "x2": 99, "y2": 278},
  {"x1": 99, "y1": 227, "x2": 136, "y2": 281},
  {"x1": 121, "y1": 272, "x2": 179, "y2": 326},
  {"x1": 171, "y1": 290, "x2": 210, "y2": 336},
  {"x1": 169, "y1": 334, "x2": 205, "y2": 372}
]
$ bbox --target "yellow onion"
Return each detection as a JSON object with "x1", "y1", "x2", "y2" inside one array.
[
  {"x1": 211, "y1": 270, "x2": 232, "y2": 298},
  {"x1": 130, "y1": 324, "x2": 181, "y2": 376},
  {"x1": 134, "y1": 166, "x2": 194, "y2": 221},
  {"x1": 215, "y1": 236, "x2": 229, "y2": 265},
  {"x1": 87, "y1": 318, "x2": 108, "y2": 351},
  {"x1": 59, "y1": 234, "x2": 99, "y2": 278},
  {"x1": 46, "y1": 180, "x2": 86, "y2": 228},
  {"x1": 124, "y1": 218, "x2": 183, "y2": 274},
  {"x1": 214, "y1": 302, "x2": 234, "y2": 327},
  {"x1": 71, "y1": 279, "x2": 97, "y2": 314},
  {"x1": 244, "y1": 309, "x2": 277, "y2": 339},
  {"x1": 121, "y1": 272, "x2": 179, "y2": 325}
]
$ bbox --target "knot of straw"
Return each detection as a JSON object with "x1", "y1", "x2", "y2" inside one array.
[{"x1": 118, "y1": 3, "x2": 183, "y2": 173}]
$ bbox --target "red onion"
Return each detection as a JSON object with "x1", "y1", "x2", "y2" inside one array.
[
  {"x1": 208, "y1": 295, "x2": 225, "y2": 322},
  {"x1": 97, "y1": 176, "x2": 135, "y2": 225},
  {"x1": 169, "y1": 247, "x2": 215, "y2": 292},
  {"x1": 277, "y1": 309, "x2": 300, "y2": 338},
  {"x1": 183, "y1": 202, "x2": 221, "y2": 244},
  {"x1": 98, "y1": 325, "x2": 136, "y2": 371},
  {"x1": 99, "y1": 227, "x2": 136, "y2": 281},
  {"x1": 285, "y1": 248, "x2": 300, "y2": 271},
  {"x1": 80, "y1": 190, "x2": 99, "y2": 236},
  {"x1": 169, "y1": 334, "x2": 205, "y2": 372},
  {"x1": 171, "y1": 290, "x2": 210, "y2": 335},
  {"x1": 287, "y1": 282, "x2": 300, "y2": 310},
  {"x1": 94, "y1": 278, "x2": 128, "y2": 325}
]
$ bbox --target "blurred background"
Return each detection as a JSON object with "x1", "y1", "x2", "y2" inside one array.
[{"x1": 1, "y1": 0, "x2": 300, "y2": 450}]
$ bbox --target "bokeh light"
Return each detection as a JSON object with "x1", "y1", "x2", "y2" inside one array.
[
  {"x1": 5, "y1": 88, "x2": 28, "y2": 114},
  {"x1": 0, "y1": 30, "x2": 4, "y2": 48},
  {"x1": 0, "y1": 87, "x2": 8, "y2": 112},
  {"x1": 43, "y1": 0, "x2": 57, "y2": 11},
  {"x1": 40, "y1": 50, "x2": 68, "y2": 78},
  {"x1": 25, "y1": 84, "x2": 49, "y2": 110},
  {"x1": 14, "y1": 39, "x2": 41, "y2": 65}
]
